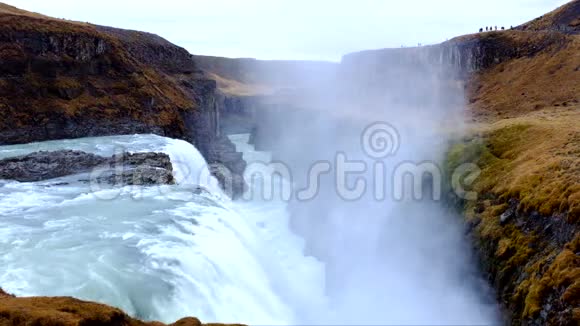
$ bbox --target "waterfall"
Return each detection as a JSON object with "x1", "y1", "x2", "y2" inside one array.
[
  {"x1": 0, "y1": 134, "x2": 326, "y2": 324},
  {"x1": 0, "y1": 133, "x2": 498, "y2": 324}
]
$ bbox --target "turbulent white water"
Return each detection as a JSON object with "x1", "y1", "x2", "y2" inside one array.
[
  {"x1": 0, "y1": 133, "x2": 497, "y2": 325},
  {"x1": 0, "y1": 134, "x2": 326, "y2": 324}
]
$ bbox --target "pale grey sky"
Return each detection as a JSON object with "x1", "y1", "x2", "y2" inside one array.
[{"x1": 7, "y1": 0, "x2": 571, "y2": 61}]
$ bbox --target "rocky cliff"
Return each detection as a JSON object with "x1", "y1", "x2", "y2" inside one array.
[
  {"x1": 0, "y1": 3, "x2": 245, "y2": 196},
  {"x1": 340, "y1": 30, "x2": 571, "y2": 88},
  {"x1": 341, "y1": 0, "x2": 578, "y2": 80},
  {"x1": 192, "y1": 55, "x2": 338, "y2": 89}
]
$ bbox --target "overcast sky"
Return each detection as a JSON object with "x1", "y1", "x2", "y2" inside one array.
[{"x1": 7, "y1": 0, "x2": 571, "y2": 61}]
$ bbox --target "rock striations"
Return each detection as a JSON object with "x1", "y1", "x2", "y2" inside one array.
[{"x1": 0, "y1": 2, "x2": 245, "y2": 196}]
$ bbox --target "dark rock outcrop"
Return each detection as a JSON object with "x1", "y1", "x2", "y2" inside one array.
[
  {"x1": 453, "y1": 193, "x2": 580, "y2": 326},
  {"x1": 0, "y1": 150, "x2": 175, "y2": 186},
  {"x1": 102, "y1": 152, "x2": 175, "y2": 186},
  {"x1": 0, "y1": 150, "x2": 107, "y2": 182},
  {"x1": 218, "y1": 95, "x2": 260, "y2": 134}
]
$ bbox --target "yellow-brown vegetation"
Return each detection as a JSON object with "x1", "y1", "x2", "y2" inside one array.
[
  {"x1": 450, "y1": 108, "x2": 580, "y2": 322},
  {"x1": 0, "y1": 2, "x2": 198, "y2": 145},
  {"x1": 447, "y1": 3, "x2": 580, "y2": 322},
  {"x1": 468, "y1": 33, "x2": 579, "y2": 121},
  {"x1": 465, "y1": 108, "x2": 580, "y2": 220},
  {"x1": 205, "y1": 72, "x2": 272, "y2": 96},
  {"x1": 0, "y1": 288, "x2": 244, "y2": 326}
]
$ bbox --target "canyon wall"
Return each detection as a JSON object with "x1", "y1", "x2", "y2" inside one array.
[{"x1": 0, "y1": 5, "x2": 245, "y2": 195}]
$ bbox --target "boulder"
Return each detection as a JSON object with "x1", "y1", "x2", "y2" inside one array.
[{"x1": 0, "y1": 150, "x2": 175, "y2": 186}]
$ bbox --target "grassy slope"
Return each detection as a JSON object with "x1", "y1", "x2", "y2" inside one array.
[
  {"x1": 205, "y1": 72, "x2": 272, "y2": 96},
  {"x1": 463, "y1": 107, "x2": 580, "y2": 219},
  {"x1": 459, "y1": 0, "x2": 579, "y2": 220},
  {"x1": 448, "y1": 107, "x2": 579, "y2": 320},
  {"x1": 448, "y1": 2, "x2": 580, "y2": 323},
  {"x1": 0, "y1": 3, "x2": 54, "y2": 19},
  {"x1": 468, "y1": 33, "x2": 579, "y2": 121},
  {"x1": 517, "y1": 0, "x2": 580, "y2": 32},
  {"x1": 0, "y1": 288, "x2": 243, "y2": 326}
]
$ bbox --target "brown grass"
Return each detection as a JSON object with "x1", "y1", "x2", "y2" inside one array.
[
  {"x1": 453, "y1": 107, "x2": 580, "y2": 220},
  {"x1": 0, "y1": 3, "x2": 52, "y2": 19},
  {"x1": 0, "y1": 288, "x2": 245, "y2": 326},
  {"x1": 449, "y1": 109, "x2": 580, "y2": 321},
  {"x1": 0, "y1": 2, "x2": 95, "y2": 35},
  {"x1": 205, "y1": 72, "x2": 272, "y2": 96},
  {"x1": 448, "y1": 104, "x2": 580, "y2": 323},
  {"x1": 467, "y1": 34, "x2": 579, "y2": 121}
]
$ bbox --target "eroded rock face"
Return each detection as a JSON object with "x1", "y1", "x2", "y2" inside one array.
[
  {"x1": 0, "y1": 150, "x2": 175, "y2": 186},
  {"x1": 454, "y1": 194, "x2": 580, "y2": 326},
  {"x1": 101, "y1": 152, "x2": 176, "y2": 186},
  {"x1": 218, "y1": 95, "x2": 260, "y2": 135},
  {"x1": 0, "y1": 19, "x2": 194, "y2": 144},
  {"x1": 340, "y1": 30, "x2": 570, "y2": 82},
  {"x1": 445, "y1": 128, "x2": 580, "y2": 325},
  {"x1": 0, "y1": 8, "x2": 247, "y2": 198},
  {"x1": 210, "y1": 163, "x2": 246, "y2": 199},
  {"x1": 0, "y1": 150, "x2": 107, "y2": 182}
]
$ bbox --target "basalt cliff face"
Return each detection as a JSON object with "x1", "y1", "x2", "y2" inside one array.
[{"x1": 0, "y1": 3, "x2": 245, "y2": 196}]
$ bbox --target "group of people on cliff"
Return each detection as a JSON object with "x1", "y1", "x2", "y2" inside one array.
[{"x1": 479, "y1": 25, "x2": 513, "y2": 32}]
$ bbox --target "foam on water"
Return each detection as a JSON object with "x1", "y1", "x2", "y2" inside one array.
[{"x1": 0, "y1": 134, "x2": 326, "y2": 324}]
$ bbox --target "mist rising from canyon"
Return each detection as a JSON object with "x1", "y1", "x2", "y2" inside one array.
[{"x1": 246, "y1": 47, "x2": 500, "y2": 324}]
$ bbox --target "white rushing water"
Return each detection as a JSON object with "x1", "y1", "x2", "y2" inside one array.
[
  {"x1": 0, "y1": 133, "x2": 497, "y2": 325},
  {"x1": 0, "y1": 134, "x2": 326, "y2": 324}
]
